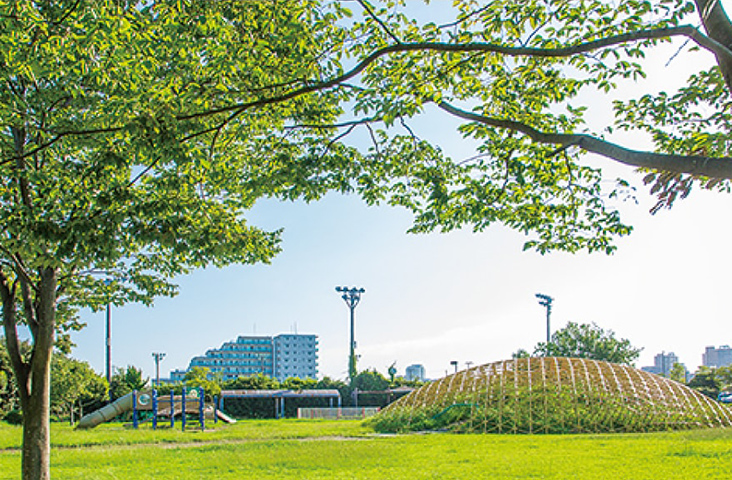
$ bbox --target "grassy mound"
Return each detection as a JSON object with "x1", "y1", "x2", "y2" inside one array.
[{"x1": 370, "y1": 357, "x2": 732, "y2": 434}]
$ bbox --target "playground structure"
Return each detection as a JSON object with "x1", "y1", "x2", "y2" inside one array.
[
  {"x1": 77, "y1": 388, "x2": 235, "y2": 430},
  {"x1": 371, "y1": 357, "x2": 732, "y2": 434}
]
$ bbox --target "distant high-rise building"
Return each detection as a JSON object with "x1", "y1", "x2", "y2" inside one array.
[
  {"x1": 273, "y1": 334, "x2": 318, "y2": 381},
  {"x1": 703, "y1": 345, "x2": 732, "y2": 368},
  {"x1": 641, "y1": 351, "x2": 681, "y2": 377},
  {"x1": 175, "y1": 334, "x2": 318, "y2": 381},
  {"x1": 405, "y1": 364, "x2": 426, "y2": 382}
]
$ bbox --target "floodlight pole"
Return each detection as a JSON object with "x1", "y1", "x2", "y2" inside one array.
[
  {"x1": 99, "y1": 276, "x2": 114, "y2": 401},
  {"x1": 152, "y1": 352, "x2": 166, "y2": 387},
  {"x1": 105, "y1": 302, "x2": 111, "y2": 384},
  {"x1": 335, "y1": 286, "x2": 365, "y2": 382},
  {"x1": 535, "y1": 293, "x2": 553, "y2": 344}
]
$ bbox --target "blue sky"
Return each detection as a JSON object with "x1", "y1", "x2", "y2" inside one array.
[{"x1": 71, "y1": 1, "x2": 732, "y2": 382}]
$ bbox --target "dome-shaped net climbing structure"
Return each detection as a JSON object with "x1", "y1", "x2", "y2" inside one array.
[{"x1": 371, "y1": 357, "x2": 732, "y2": 434}]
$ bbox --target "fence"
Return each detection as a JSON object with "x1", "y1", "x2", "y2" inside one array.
[{"x1": 297, "y1": 407, "x2": 379, "y2": 420}]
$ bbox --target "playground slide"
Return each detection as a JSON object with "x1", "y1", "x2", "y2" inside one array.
[
  {"x1": 215, "y1": 410, "x2": 236, "y2": 424},
  {"x1": 76, "y1": 393, "x2": 135, "y2": 429},
  {"x1": 77, "y1": 393, "x2": 236, "y2": 429}
]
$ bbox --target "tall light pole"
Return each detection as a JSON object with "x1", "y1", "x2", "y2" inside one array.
[
  {"x1": 103, "y1": 277, "x2": 113, "y2": 386},
  {"x1": 335, "y1": 286, "x2": 365, "y2": 382},
  {"x1": 152, "y1": 352, "x2": 166, "y2": 387},
  {"x1": 535, "y1": 293, "x2": 553, "y2": 344},
  {"x1": 105, "y1": 302, "x2": 112, "y2": 384}
]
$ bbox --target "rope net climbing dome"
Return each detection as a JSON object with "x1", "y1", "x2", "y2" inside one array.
[{"x1": 372, "y1": 357, "x2": 732, "y2": 434}]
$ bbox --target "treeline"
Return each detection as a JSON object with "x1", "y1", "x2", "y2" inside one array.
[
  {"x1": 159, "y1": 367, "x2": 423, "y2": 418},
  {"x1": 0, "y1": 339, "x2": 422, "y2": 423},
  {"x1": 0, "y1": 341, "x2": 157, "y2": 424},
  {"x1": 0, "y1": 340, "x2": 108, "y2": 424},
  {"x1": 684, "y1": 365, "x2": 732, "y2": 399}
]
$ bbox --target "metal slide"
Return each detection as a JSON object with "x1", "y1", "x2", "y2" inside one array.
[
  {"x1": 76, "y1": 393, "x2": 135, "y2": 429},
  {"x1": 215, "y1": 410, "x2": 236, "y2": 424}
]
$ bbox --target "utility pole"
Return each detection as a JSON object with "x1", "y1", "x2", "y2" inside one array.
[
  {"x1": 535, "y1": 293, "x2": 553, "y2": 344},
  {"x1": 335, "y1": 286, "x2": 365, "y2": 382},
  {"x1": 152, "y1": 352, "x2": 166, "y2": 387}
]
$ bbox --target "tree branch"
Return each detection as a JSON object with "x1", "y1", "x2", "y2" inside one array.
[
  {"x1": 11, "y1": 127, "x2": 34, "y2": 211},
  {"x1": 695, "y1": 0, "x2": 732, "y2": 90},
  {"x1": 51, "y1": 0, "x2": 82, "y2": 27},
  {"x1": 3, "y1": 24, "x2": 727, "y2": 165},
  {"x1": 282, "y1": 117, "x2": 379, "y2": 131},
  {"x1": 0, "y1": 126, "x2": 124, "y2": 166},
  {"x1": 316, "y1": 123, "x2": 360, "y2": 164},
  {"x1": 437, "y1": 102, "x2": 732, "y2": 179},
  {"x1": 177, "y1": 25, "x2": 731, "y2": 125},
  {"x1": 356, "y1": 0, "x2": 402, "y2": 44},
  {"x1": 0, "y1": 271, "x2": 30, "y2": 405}
]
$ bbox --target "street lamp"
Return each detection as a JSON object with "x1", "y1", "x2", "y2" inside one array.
[
  {"x1": 152, "y1": 352, "x2": 166, "y2": 387},
  {"x1": 450, "y1": 360, "x2": 458, "y2": 374},
  {"x1": 535, "y1": 293, "x2": 553, "y2": 344},
  {"x1": 335, "y1": 286, "x2": 365, "y2": 382}
]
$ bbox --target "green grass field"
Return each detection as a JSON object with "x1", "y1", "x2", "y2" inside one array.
[{"x1": 0, "y1": 420, "x2": 731, "y2": 479}]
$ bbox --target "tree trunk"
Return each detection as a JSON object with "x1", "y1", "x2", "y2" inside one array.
[
  {"x1": 22, "y1": 268, "x2": 56, "y2": 480},
  {"x1": 695, "y1": 0, "x2": 732, "y2": 91},
  {"x1": 0, "y1": 266, "x2": 57, "y2": 480},
  {"x1": 21, "y1": 384, "x2": 51, "y2": 480}
]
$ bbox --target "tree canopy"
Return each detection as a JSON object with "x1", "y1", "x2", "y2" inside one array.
[
  {"x1": 0, "y1": 2, "x2": 354, "y2": 477},
  {"x1": 346, "y1": 0, "x2": 732, "y2": 253},
  {"x1": 49, "y1": 353, "x2": 106, "y2": 422},
  {"x1": 2, "y1": 1, "x2": 732, "y2": 478},
  {"x1": 533, "y1": 322, "x2": 642, "y2": 365},
  {"x1": 669, "y1": 362, "x2": 688, "y2": 383},
  {"x1": 687, "y1": 365, "x2": 732, "y2": 398},
  {"x1": 182, "y1": 366, "x2": 222, "y2": 398},
  {"x1": 108, "y1": 365, "x2": 148, "y2": 401}
]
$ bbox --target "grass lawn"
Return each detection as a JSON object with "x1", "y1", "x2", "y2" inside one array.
[{"x1": 0, "y1": 420, "x2": 730, "y2": 479}]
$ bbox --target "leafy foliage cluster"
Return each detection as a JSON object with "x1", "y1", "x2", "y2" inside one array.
[
  {"x1": 513, "y1": 322, "x2": 642, "y2": 365},
  {"x1": 0, "y1": 339, "x2": 107, "y2": 423},
  {"x1": 532, "y1": 322, "x2": 643, "y2": 364},
  {"x1": 108, "y1": 365, "x2": 148, "y2": 401},
  {"x1": 686, "y1": 365, "x2": 732, "y2": 399}
]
